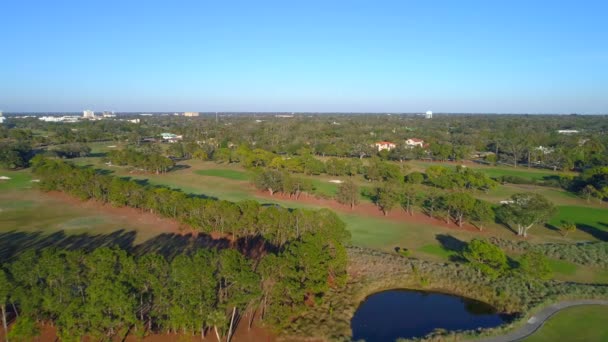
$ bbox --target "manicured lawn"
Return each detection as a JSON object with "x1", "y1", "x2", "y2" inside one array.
[
  {"x1": 547, "y1": 259, "x2": 578, "y2": 276},
  {"x1": 195, "y1": 168, "x2": 250, "y2": 181},
  {"x1": 0, "y1": 169, "x2": 34, "y2": 191},
  {"x1": 418, "y1": 244, "x2": 458, "y2": 259},
  {"x1": 523, "y1": 305, "x2": 608, "y2": 341},
  {"x1": 481, "y1": 167, "x2": 560, "y2": 181},
  {"x1": 310, "y1": 179, "x2": 339, "y2": 197},
  {"x1": 0, "y1": 190, "x2": 176, "y2": 245},
  {"x1": 550, "y1": 206, "x2": 608, "y2": 233}
]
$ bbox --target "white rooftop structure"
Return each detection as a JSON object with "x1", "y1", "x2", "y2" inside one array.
[
  {"x1": 83, "y1": 110, "x2": 95, "y2": 118},
  {"x1": 557, "y1": 129, "x2": 579, "y2": 134},
  {"x1": 425, "y1": 111, "x2": 433, "y2": 119}
]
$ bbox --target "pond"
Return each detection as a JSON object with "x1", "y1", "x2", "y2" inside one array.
[{"x1": 351, "y1": 289, "x2": 510, "y2": 342}]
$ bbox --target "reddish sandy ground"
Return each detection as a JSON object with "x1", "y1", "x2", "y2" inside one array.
[
  {"x1": 256, "y1": 190, "x2": 481, "y2": 233},
  {"x1": 0, "y1": 316, "x2": 277, "y2": 342}
]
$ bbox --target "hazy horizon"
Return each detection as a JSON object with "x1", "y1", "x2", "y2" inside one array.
[{"x1": 2, "y1": 1, "x2": 607, "y2": 113}]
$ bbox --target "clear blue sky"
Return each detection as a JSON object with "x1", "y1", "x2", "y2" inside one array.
[{"x1": 1, "y1": 0, "x2": 607, "y2": 113}]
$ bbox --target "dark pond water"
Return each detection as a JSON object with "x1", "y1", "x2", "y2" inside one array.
[{"x1": 351, "y1": 290, "x2": 509, "y2": 342}]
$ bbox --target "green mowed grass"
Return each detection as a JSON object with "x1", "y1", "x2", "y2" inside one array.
[
  {"x1": 547, "y1": 259, "x2": 578, "y2": 276},
  {"x1": 418, "y1": 244, "x2": 458, "y2": 259},
  {"x1": 0, "y1": 191, "x2": 172, "y2": 245},
  {"x1": 523, "y1": 305, "x2": 608, "y2": 342},
  {"x1": 481, "y1": 167, "x2": 560, "y2": 181},
  {"x1": 310, "y1": 179, "x2": 339, "y2": 197},
  {"x1": 550, "y1": 206, "x2": 608, "y2": 233},
  {"x1": 195, "y1": 169, "x2": 250, "y2": 181},
  {"x1": 0, "y1": 170, "x2": 34, "y2": 191}
]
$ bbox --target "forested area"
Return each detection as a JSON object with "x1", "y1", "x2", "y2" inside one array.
[
  {"x1": 2, "y1": 156, "x2": 351, "y2": 341},
  {"x1": 2, "y1": 114, "x2": 607, "y2": 201},
  {"x1": 0, "y1": 236, "x2": 347, "y2": 342},
  {"x1": 1, "y1": 114, "x2": 607, "y2": 341}
]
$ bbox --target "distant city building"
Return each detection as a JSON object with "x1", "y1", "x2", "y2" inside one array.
[
  {"x1": 0, "y1": 111, "x2": 4, "y2": 124},
  {"x1": 557, "y1": 129, "x2": 579, "y2": 134},
  {"x1": 374, "y1": 141, "x2": 396, "y2": 151},
  {"x1": 83, "y1": 110, "x2": 95, "y2": 119},
  {"x1": 102, "y1": 111, "x2": 116, "y2": 118},
  {"x1": 405, "y1": 138, "x2": 425, "y2": 148},
  {"x1": 275, "y1": 114, "x2": 294, "y2": 118},
  {"x1": 425, "y1": 111, "x2": 433, "y2": 119},
  {"x1": 184, "y1": 112, "x2": 199, "y2": 117}
]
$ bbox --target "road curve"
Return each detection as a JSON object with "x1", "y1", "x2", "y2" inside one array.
[{"x1": 474, "y1": 299, "x2": 608, "y2": 342}]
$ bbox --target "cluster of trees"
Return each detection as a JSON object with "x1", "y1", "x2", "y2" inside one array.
[
  {"x1": 463, "y1": 239, "x2": 552, "y2": 280},
  {"x1": 0, "y1": 235, "x2": 347, "y2": 342},
  {"x1": 371, "y1": 182, "x2": 495, "y2": 228},
  {"x1": 48, "y1": 143, "x2": 91, "y2": 159},
  {"x1": 252, "y1": 169, "x2": 314, "y2": 198},
  {"x1": 0, "y1": 141, "x2": 32, "y2": 169},
  {"x1": 165, "y1": 142, "x2": 211, "y2": 161},
  {"x1": 569, "y1": 166, "x2": 608, "y2": 202},
  {"x1": 423, "y1": 165, "x2": 497, "y2": 191},
  {"x1": 32, "y1": 157, "x2": 350, "y2": 247},
  {"x1": 106, "y1": 148, "x2": 175, "y2": 174}
]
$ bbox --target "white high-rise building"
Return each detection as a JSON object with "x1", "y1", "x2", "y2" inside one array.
[
  {"x1": 83, "y1": 110, "x2": 95, "y2": 118},
  {"x1": 0, "y1": 111, "x2": 4, "y2": 124},
  {"x1": 425, "y1": 111, "x2": 433, "y2": 119}
]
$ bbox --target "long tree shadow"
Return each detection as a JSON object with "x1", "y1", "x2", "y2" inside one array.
[
  {"x1": 435, "y1": 234, "x2": 467, "y2": 262},
  {"x1": 576, "y1": 223, "x2": 608, "y2": 242},
  {"x1": 0, "y1": 229, "x2": 275, "y2": 262},
  {"x1": 0, "y1": 230, "x2": 137, "y2": 261}
]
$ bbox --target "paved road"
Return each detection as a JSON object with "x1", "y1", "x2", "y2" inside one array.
[{"x1": 474, "y1": 299, "x2": 608, "y2": 342}]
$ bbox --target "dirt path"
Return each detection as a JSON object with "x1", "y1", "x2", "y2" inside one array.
[{"x1": 474, "y1": 300, "x2": 608, "y2": 342}]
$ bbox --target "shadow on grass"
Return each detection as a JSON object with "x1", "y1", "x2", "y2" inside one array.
[
  {"x1": 88, "y1": 152, "x2": 108, "y2": 158},
  {"x1": 577, "y1": 224, "x2": 608, "y2": 242},
  {"x1": 435, "y1": 234, "x2": 467, "y2": 262},
  {"x1": 0, "y1": 229, "x2": 275, "y2": 262},
  {"x1": 171, "y1": 164, "x2": 191, "y2": 171}
]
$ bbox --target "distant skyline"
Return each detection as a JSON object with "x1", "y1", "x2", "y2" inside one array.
[{"x1": 1, "y1": 1, "x2": 607, "y2": 114}]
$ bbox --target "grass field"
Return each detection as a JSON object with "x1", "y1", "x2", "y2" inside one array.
[
  {"x1": 418, "y1": 244, "x2": 459, "y2": 259},
  {"x1": 195, "y1": 168, "x2": 250, "y2": 181},
  {"x1": 53, "y1": 159, "x2": 608, "y2": 245},
  {"x1": 0, "y1": 190, "x2": 179, "y2": 246},
  {"x1": 0, "y1": 169, "x2": 34, "y2": 191},
  {"x1": 310, "y1": 179, "x2": 339, "y2": 197},
  {"x1": 549, "y1": 206, "x2": 608, "y2": 232},
  {"x1": 547, "y1": 259, "x2": 578, "y2": 276},
  {"x1": 5, "y1": 157, "x2": 606, "y2": 262},
  {"x1": 523, "y1": 305, "x2": 608, "y2": 342}
]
